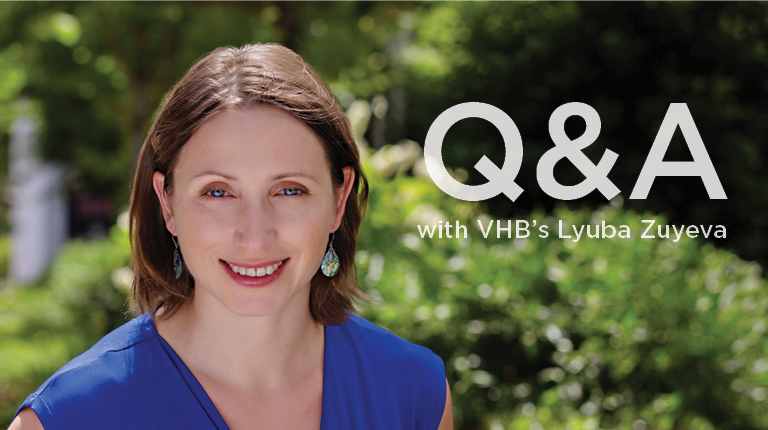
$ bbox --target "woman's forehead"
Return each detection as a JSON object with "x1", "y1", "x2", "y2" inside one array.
[{"x1": 174, "y1": 106, "x2": 330, "y2": 182}]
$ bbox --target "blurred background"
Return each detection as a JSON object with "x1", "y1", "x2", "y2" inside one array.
[{"x1": 0, "y1": 2, "x2": 767, "y2": 429}]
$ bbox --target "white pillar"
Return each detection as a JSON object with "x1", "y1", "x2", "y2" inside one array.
[{"x1": 9, "y1": 109, "x2": 68, "y2": 284}]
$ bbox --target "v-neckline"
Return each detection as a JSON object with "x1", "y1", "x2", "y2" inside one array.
[{"x1": 150, "y1": 316, "x2": 331, "y2": 430}]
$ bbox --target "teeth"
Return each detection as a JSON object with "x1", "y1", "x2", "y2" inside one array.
[{"x1": 228, "y1": 261, "x2": 283, "y2": 278}]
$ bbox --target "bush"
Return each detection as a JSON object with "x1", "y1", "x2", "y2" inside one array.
[
  {"x1": 0, "y1": 235, "x2": 10, "y2": 279},
  {"x1": 0, "y1": 224, "x2": 130, "y2": 425},
  {"x1": 357, "y1": 167, "x2": 768, "y2": 430}
]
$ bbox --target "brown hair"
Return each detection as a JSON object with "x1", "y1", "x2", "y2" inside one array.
[{"x1": 128, "y1": 44, "x2": 368, "y2": 325}]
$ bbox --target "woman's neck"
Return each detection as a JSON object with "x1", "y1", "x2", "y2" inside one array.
[{"x1": 154, "y1": 293, "x2": 325, "y2": 395}]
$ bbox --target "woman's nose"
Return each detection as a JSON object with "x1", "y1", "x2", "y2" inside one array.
[{"x1": 232, "y1": 198, "x2": 277, "y2": 252}]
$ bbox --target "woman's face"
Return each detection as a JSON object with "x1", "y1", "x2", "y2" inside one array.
[{"x1": 152, "y1": 106, "x2": 354, "y2": 318}]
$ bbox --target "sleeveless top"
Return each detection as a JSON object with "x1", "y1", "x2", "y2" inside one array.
[{"x1": 15, "y1": 312, "x2": 446, "y2": 430}]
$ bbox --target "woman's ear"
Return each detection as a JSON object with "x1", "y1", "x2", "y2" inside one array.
[
  {"x1": 331, "y1": 166, "x2": 355, "y2": 232},
  {"x1": 152, "y1": 171, "x2": 177, "y2": 236}
]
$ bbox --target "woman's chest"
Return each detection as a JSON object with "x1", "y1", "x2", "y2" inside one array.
[
  {"x1": 200, "y1": 372, "x2": 323, "y2": 430},
  {"x1": 198, "y1": 367, "x2": 323, "y2": 430}
]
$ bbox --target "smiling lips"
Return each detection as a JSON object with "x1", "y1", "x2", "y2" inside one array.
[
  {"x1": 227, "y1": 260, "x2": 283, "y2": 277},
  {"x1": 221, "y1": 258, "x2": 287, "y2": 286}
]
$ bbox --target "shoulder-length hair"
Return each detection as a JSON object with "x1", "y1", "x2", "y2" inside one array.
[{"x1": 128, "y1": 44, "x2": 368, "y2": 325}]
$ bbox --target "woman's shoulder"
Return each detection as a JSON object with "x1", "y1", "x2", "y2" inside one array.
[
  {"x1": 324, "y1": 313, "x2": 447, "y2": 429},
  {"x1": 329, "y1": 312, "x2": 445, "y2": 389},
  {"x1": 334, "y1": 312, "x2": 444, "y2": 369},
  {"x1": 15, "y1": 314, "x2": 161, "y2": 425}
]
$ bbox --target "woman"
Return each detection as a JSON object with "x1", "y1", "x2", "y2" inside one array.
[{"x1": 10, "y1": 44, "x2": 452, "y2": 430}]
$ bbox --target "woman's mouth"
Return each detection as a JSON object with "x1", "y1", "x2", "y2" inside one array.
[
  {"x1": 220, "y1": 258, "x2": 288, "y2": 286},
  {"x1": 226, "y1": 260, "x2": 283, "y2": 277}
]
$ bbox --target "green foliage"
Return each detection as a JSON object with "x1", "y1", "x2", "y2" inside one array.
[
  {"x1": 0, "y1": 235, "x2": 9, "y2": 278},
  {"x1": 0, "y1": 225, "x2": 130, "y2": 425},
  {"x1": 357, "y1": 167, "x2": 768, "y2": 429}
]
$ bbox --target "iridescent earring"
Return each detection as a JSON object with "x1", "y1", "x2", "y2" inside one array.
[
  {"x1": 172, "y1": 235, "x2": 183, "y2": 279},
  {"x1": 321, "y1": 232, "x2": 340, "y2": 277}
]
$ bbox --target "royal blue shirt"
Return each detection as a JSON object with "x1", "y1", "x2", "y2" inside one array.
[{"x1": 15, "y1": 312, "x2": 446, "y2": 429}]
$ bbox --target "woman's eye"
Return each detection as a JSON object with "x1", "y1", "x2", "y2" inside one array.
[
  {"x1": 205, "y1": 188, "x2": 229, "y2": 198},
  {"x1": 280, "y1": 187, "x2": 304, "y2": 196}
]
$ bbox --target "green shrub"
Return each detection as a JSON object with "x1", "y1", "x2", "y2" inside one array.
[
  {"x1": 0, "y1": 224, "x2": 130, "y2": 425},
  {"x1": 0, "y1": 235, "x2": 9, "y2": 279},
  {"x1": 358, "y1": 168, "x2": 768, "y2": 430}
]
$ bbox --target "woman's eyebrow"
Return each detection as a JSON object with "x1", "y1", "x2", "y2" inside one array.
[
  {"x1": 192, "y1": 170, "x2": 237, "y2": 181},
  {"x1": 269, "y1": 172, "x2": 320, "y2": 184}
]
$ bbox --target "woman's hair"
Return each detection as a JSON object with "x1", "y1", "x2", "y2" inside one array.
[{"x1": 129, "y1": 44, "x2": 368, "y2": 325}]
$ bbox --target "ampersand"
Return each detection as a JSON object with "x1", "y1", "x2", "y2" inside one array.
[{"x1": 536, "y1": 102, "x2": 620, "y2": 200}]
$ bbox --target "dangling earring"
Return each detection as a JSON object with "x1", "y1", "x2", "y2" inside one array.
[
  {"x1": 321, "y1": 232, "x2": 340, "y2": 277},
  {"x1": 172, "y1": 235, "x2": 183, "y2": 279}
]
